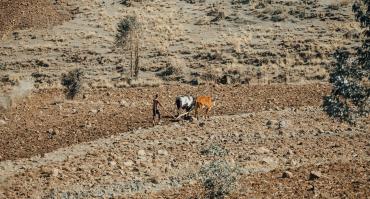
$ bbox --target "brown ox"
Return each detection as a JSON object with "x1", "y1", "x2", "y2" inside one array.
[{"x1": 195, "y1": 96, "x2": 213, "y2": 119}]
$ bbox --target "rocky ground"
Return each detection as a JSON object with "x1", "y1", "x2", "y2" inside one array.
[
  {"x1": 0, "y1": 0, "x2": 369, "y2": 198},
  {"x1": 0, "y1": 87, "x2": 368, "y2": 198},
  {"x1": 0, "y1": 83, "x2": 329, "y2": 161},
  {"x1": 0, "y1": 0, "x2": 71, "y2": 38}
]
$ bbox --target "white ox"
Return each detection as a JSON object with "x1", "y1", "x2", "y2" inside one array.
[{"x1": 175, "y1": 95, "x2": 196, "y2": 117}]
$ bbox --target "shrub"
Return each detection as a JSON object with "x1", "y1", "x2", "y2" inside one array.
[
  {"x1": 61, "y1": 69, "x2": 83, "y2": 99},
  {"x1": 199, "y1": 160, "x2": 238, "y2": 199},
  {"x1": 231, "y1": 0, "x2": 252, "y2": 5},
  {"x1": 327, "y1": 3, "x2": 340, "y2": 10},
  {"x1": 119, "y1": 0, "x2": 132, "y2": 6},
  {"x1": 159, "y1": 66, "x2": 183, "y2": 77},
  {"x1": 200, "y1": 144, "x2": 228, "y2": 157}
]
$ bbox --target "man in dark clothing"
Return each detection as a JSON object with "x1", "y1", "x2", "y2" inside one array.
[{"x1": 152, "y1": 94, "x2": 163, "y2": 125}]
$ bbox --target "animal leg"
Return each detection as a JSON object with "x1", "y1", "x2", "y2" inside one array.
[
  {"x1": 206, "y1": 106, "x2": 212, "y2": 119},
  {"x1": 176, "y1": 109, "x2": 180, "y2": 117},
  {"x1": 195, "y1": 106, "x2": 199, "y2": 120}
]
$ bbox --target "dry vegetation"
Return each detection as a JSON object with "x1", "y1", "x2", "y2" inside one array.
[
  {"x1": 0, "y1": 0, "x2": 368, "y2": 198},
  {"x1": 0, "y1": 0, "x2": 362, "y2": 90}
]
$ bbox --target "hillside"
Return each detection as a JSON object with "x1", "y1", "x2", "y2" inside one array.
[
  {"x1": 0, "y1": 0, "x2": 368, "y2": 198},
  {"x1": 0, "y1": 0, "x2": 362, "y2": 91}
]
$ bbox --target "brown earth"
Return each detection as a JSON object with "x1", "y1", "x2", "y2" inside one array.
[
  {"x1": 0, "y1": 0, "x2": 369, "y2": 198},
  {"x1": 0, "y1": 83, "x2": 330, "y2": 161},
  {"x1": 0, "y1": 0, "x2": 70, "y2": 37},
  {"x1": 137, "y1": 161, "x2": 370, "y2": 198},
  {"x1": 0, "y1": 93, "x2": 368, "y2": 198}
]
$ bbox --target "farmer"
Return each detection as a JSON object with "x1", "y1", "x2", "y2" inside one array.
[{"x1": 152, "y1": 94, "x2": 163, "y2": 125}]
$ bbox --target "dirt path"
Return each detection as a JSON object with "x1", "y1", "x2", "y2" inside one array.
[{"x1": 0, "y1": 83, "x2": 330, "y2": 161}]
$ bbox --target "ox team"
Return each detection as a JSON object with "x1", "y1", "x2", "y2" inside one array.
[{"x1": 152, "y1": 94, "x2": 214, "y2": 125}]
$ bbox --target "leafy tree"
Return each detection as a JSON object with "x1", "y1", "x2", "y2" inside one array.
[{"x1": 323, "y1": 0, "x2": 370, "y2": 123}]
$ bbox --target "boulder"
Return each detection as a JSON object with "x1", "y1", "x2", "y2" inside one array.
[
  {"x1": 282, "y1": 171, "x2": 293, "y2": 178},
  {"x1": 138, "y1": 150, "x2": 146, "y2": 157},
  {"x1": 309, "y1": 171, "x2": 322, "y2": 180},
  {"x1": 0, "y1": 120, "x2": 6, "y2": 125},
  {"x1": 158, "y1": 149, "x2": 168, "y2": 156}
]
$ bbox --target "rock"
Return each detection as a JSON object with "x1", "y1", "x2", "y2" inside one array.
[
  {"x1": 132, "y1": 167, "x2": 140, "y2": 172},
  {"x1": 190, "y1": 78, "x2": 200, "y2": 85},
  {"x1": 138, "y1": 150, "x2": 146, "y2": 157},
  {"x1": 282, "y1": 171, "x2": 293, "y2": 178},
  {"x1": 35, "y1": 59, "x2": 50, "y2": 67},
  {"x1": 158, "y1": 149, "x2": 168, "y2": 156},
  {"x1": 199, "y1": 122, "x2": 205, "y2": 127},
  {"x1": 47, "y1": 130, "x2": 55, "y2": 139},
  {"x1": 287, "y1": 159, "x2": 298, "y2": 166},
  {"x1": 41, "y1": 167, "x2": 60, "y2": 177},
  {"x1": 219, "y1": 74, "x2": 233, "y2": 85},
  {"x1": 109, "y1": 161, "x2": 117, "y2": 166},
  {"x1": 278, "y1": 130, "x2": 286, "y2": 136},
  {"x1": 278, "y1": 120, "x2": 288, "y2": 129},
  {"x1": 254, "y1": 132, "x2": 266, "y2": 139},
  {"x1": 286, "y1": 149, "x2": 294, "y2": 155},
  {"x1": 148, "y1": 176, "x2": 159, "y2": 184},
  {"x1": 256, "y1": 147, "x2": 270, "y2": 154},
  {"x1": 307, "y1": 185, "x2": 315, "y2": 191},
  {"x1": 124, "y1": 160, "x2": 134, "y2": 167},
  {"x1": 90, "y1": 109, "x2": 98, "y2": 114},
  {"x1": 309, "y1": 171, "x2": 322, "y2": 180},
  {"x1": 120, "y1": 99, "x2": 128, "y2": 107},
  {"x1": 51, "y1": 168, "x2": 61, "y2": 177},
  {"x1": 0, "y1": 120, "x2": 6, "y2": 125},
  {"x1": 266, "y1": 120, "x2": 275, "y2": 128},
  {"x1": 261, "y1": 157, "x2": 277, "y2": 165}
]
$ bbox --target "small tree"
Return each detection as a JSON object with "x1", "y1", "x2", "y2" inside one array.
[
  {"x1": 61, "y1": 69, "x2": 83, "y2": 99},
  {"x1": 115, "y1": 16, "x2": 141, "y2": 79},
  {"x1": 323, "y1": 0, "x2": 369, "y2": 123}
]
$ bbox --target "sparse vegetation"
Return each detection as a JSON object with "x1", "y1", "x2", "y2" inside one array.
[
  {"x1": 200, "y1": 144, "x2": 228, "y2": 157},
  {"x1": 1, "y1": 0, "x2": 370, "y2": 198},
  {"x1": 231, "y1": 0, "x2": 252, "y2": 5},
  {"x1": 119, "y1": 0, "x2": 132, "y2": 6},
  {"x1": 61, "y1": 69, "x2": 83, "y2": 99}
]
